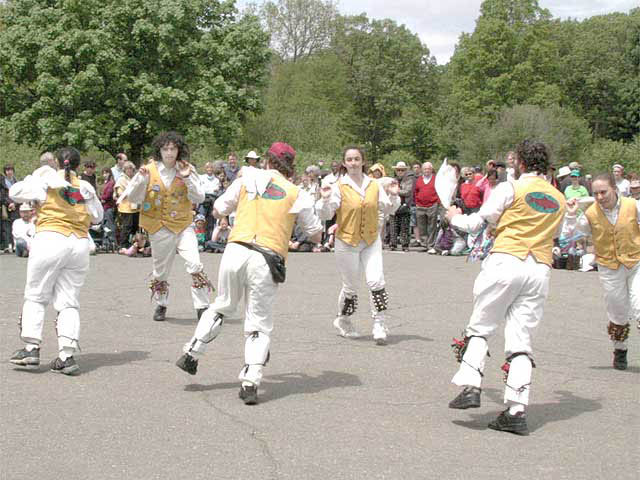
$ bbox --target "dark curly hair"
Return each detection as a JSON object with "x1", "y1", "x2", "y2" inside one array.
[
  {"x1": 516, "y1": 140, "x2": 549, "y2": 175},
  {"x1": 266, "y1": 151, "x2": 295, "y2": 178},
  {"x1": 56, "y1": 147, "x2": 81, "y2": 183},
  {"x1": 151, "y1": 131, "x2": 190, "y2": 163}
]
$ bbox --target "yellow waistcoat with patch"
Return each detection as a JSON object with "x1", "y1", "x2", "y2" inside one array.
[
  {"x1": 116, "y1": 177, "x2": 139, "y2": 214},
  {"x1": 139, "y1": 160, "x2": 192, "y2": 235},
  {"x1": 336, "y1": 180, "x2": 379, "y2": 247},
  {"x1": 228, "y1": 173, "x2": 299, "y2": 259},
  {"x1": 491, "y1": 177, "x2": 566, "y2": 266},
  {"x1": 36, "y1": 171, "x2": 91, "y2": 238},
  {"x1": 584, "y1": 197, "x2": 640, "y2": 270}
]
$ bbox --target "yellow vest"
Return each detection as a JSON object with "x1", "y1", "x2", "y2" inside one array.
[
  {"x1": 139, "y1": 160, "x2": 193, "y2": 235},
  {"x1": 336, "y1": 180, "x2": 379, "y2": 247},
  {"x1": 492, "y1": 177, "x2": 566, "y2": 266},
  {"x1": 584, "y1": 197, "x2": 640, "y2": 270},
  {"x1": 36, "y1": 171, "x2": 91, "y2": 238},
  {"x1": 228, "y1": 173, "x2": 299, "y2": 259},
  {"x1": 116, "y1": 177, "x2": 139, "y2": 214}
]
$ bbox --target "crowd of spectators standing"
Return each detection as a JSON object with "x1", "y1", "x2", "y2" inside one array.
[{"x1": 2, "y1": 149, "x2": 639, "y2": 263}]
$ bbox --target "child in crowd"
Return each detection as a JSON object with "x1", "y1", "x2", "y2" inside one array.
[
  {"x1": 118, "y1": 230, "x2": 151, "y2": 257},
  {"x1": 194, "y1": 214, "x2": 207, "y2": 251},
  {"x1": 12, "y1": 203, "x2": 36, "y2": 257},
  {"x1": 205, "y1": 216, "x2": 230, "y2": 253}
]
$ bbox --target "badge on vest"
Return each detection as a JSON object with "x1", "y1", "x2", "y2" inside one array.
[
  {"x1": 262, "y1": 182, "x2": 286, "y2": 200},
  {"x1": 152, "y1": 184, "x2": 161, "y2": 192},
  {"x1": 143, "y1": 202, "x2": 152, "y2": 211},
  {"x1": 525, "y1": 192, "x2": 560, "y2": 214},
  {"x1": 59, "y1": 187, "x2": 85, "y2": 206}
]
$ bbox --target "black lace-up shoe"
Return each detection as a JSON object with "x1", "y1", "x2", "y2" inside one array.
[
  {"x1": 50, "y1": 357, "x2": 80, "y2": 376},
  {"x1": 613, "y1": 349, "x2": 628, "y2": 370},
  {"x1": 448, "y1": 386, "x2": 481, "y2": 409},
  {"x1": 9, "y1": 347, "x2": 40, "y2": 366},
  {"x1": 488, "y1": 410, "x2": 529, "y2": 436},
  {"x1": 176, "y1": 353, "x2": 198, "y2": 375},
  {"x1": 196, "y1": 308, "x2": 207, "y2": 321},
  {"x1": 239, "y1": 385, "x2": 258, "y2": 405},
  {"x1": 153, "y1": 305, "x2": 167, "y2": 321}
]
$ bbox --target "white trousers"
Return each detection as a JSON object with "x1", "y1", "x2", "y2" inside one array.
[
  {"x1": 21, "y1": 231, "x2": 89, "y2": 351},
  {"x1": 149, "y1": 226, "x2": 209, "y2": 309},
  {"x1": 186, "y1": 242, "x2": 278, "y2": 385},
  {"x1": 598, "y1": 261, "x2": 639, "y2": 349},
  {"x1": 334, "y1": 236, "x2": 386, "y2": 324},
  {"x1": 452, "y1": 253, "x2": 550, "y2": 406}
]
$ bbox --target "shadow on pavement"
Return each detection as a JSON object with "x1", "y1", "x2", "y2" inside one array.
[
  {"x1": 351, "y1": 334, "x2": 433, "y2": 345},
  {"x1": 589, "y1": 365, "x2": 640, "y2": 373},
  {"x1": 79, "y1": 350, "x2": 151, "y2": 373},
  {"x1": 185, "y1": 370, "x2": 362, "y2": 404},
  {"x1": 451, "y1": 389, "x2": 602, "y2": 434}
]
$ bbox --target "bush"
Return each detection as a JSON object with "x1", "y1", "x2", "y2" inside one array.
[{"x1": 581, "y1": 135, "x2": 640, "y2": 174}]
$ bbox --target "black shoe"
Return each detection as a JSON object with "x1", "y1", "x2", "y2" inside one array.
[
  {"x1": 388, "y1": 245, "x2": 397, "y2": 251},
  {"x1": 9, "y1": 347, "x2": 40, "y2": 366},
  {"x1": 50, "y1": 357, "x2": 80, "y2": 376},
  {"x1": 176, "y1": 353, "x2": 198, "y2": 375},
  {"x1": 239, "y1": 385, "x2": 258, "y2": 405},
  {"x1": 613, "y1": 349, "x2": 628, "y2": 370},
  {"x1": 153, "y1": 305, "x2": 167, "y2": 321},
  {"x1": 488, "y1": 410, "x2": 529, "y2": 436},
  {"x1": 196, "y1": 308, "x2": 207, "y2": 321},
  {"x1": 449, "y1": 386, "x2": 481, "y2": 409},
  {"x1": 402, "y1": 246, "x2": 409, "y2": 252}
]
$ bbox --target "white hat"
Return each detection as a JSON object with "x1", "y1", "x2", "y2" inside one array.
[
  {"x1": 392, "y1": 161, "x2": 408, "y2": 170},
  {"x1": 19, "y1": 203, "x2": 33, "y2": 212},
  {"x1": 557, "y1": 166, "x2": 571, "y2": 178},
  {"x1": 245, "y1": 151, "x2": 260, "y2": 160}
]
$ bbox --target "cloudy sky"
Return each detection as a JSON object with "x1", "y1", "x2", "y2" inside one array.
[{"x1": 240, "y1": 0, "x2": 638, "y2": 64}]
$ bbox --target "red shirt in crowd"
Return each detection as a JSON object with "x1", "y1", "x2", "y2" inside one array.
[
  {"x1": 414, "y1": 174, "x2": 439, "y2": 208},
  {"x1": 459, "y1": 182, "x2": 483, "y2": 209}
]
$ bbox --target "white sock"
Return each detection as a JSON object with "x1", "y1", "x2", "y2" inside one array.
[
  {"x1": 59, "y1": 347, "x2": 74, "y2": 361},
  {"x1": 508, "y1": 403, "x2": 525, "y2": 415},
  {"x1": 25, "y1": 343, "x2": 39, "y2": 352}
]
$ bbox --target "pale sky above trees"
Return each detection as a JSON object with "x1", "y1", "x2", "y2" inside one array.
[{"x1": 240, "y1": 0, "x2": 638, "y2": 64}]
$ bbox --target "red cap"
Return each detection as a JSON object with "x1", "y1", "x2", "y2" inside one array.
[{"x1": 268, "y1": 142, "x2": 296, "y2": 160}]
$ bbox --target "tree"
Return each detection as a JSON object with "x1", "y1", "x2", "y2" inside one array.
[
  {"x1": 449, "y1": 0, "x2": 561, "y2": 115},
  {"x1": 261, "y1": 0, "x2": 337, "y2": 62},
  {"x1": 333, "y1": 15, "x2": 438, "y2": 160},
  {"x1": 0, "y1": 0, "x2": 270, "y2": 162}
]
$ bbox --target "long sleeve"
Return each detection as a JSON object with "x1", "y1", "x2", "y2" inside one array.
[
  {"x1": 9, "y1": 175, "x2": 50, "y2": 203},
  {"x1": 213, "y1": 178, "x2": 243, "y2": 217},
  {"x1": 378, "y1": 187, "x2": 400, "y2": 216},
  {"x1": 184, "y1": 169, "x2": 205, "y2": 204},
  {"x1": 79, "y1": 180, "x2": 104, "y2": 224},
  {"x1": 124, "y1": 172, "x2": 150, "y2": 205},
  {"x1": 451, "y1": 181, "x2": 515, "y2": 234},
  {"x1": 315, "y1": 184, "x2": 341, "y2": 221},
  {"x1": 293, "y1": 190, "x2": 323, "y2": 237}
]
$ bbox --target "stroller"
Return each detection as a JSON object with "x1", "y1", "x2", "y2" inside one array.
[{"x1": 89, "y1": 223, "x2": 116, "y2": 253}]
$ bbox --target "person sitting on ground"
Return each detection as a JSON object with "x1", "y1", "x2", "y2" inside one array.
[
  {"x1": 118, "y1": 230, "x2": 151, "y2": 257},
  {"x1": 205, "y1": 216, "x2": 230, "y2": 253},
  {"x1": 12, "y1": 203, "x2": 36, "y2": 257}
]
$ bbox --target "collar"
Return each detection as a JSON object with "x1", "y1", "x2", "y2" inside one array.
[{"x1": 340, "y1": 173, "x2": 371, "y2": 192}]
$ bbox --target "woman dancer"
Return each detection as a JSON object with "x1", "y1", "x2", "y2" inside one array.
[
  {"x1": 8, "y1": 147, "x2": 103, "y2": 375},
  {"x1": 316, "y1": 146, "x2": 400, "y2": 344}
]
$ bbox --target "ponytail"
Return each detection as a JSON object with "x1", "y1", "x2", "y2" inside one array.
[{"x1": 55, "y1": 147, "x2": 81, "y2": 184}]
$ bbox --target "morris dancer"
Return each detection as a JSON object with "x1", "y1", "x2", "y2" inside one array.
[
  {"x1": 316, "y1": 146, "x2": 400, "y2": 345},
  {"x1": 8, "y1": 148, "x2": 103, "y2": 375},
  {"x1": 563, "y1": 173, "x2": 639, "y2": 370},
  {"x1": 123, "y1": 131, "x2": 210, "y2": 321},
  {"x1": 446, "y1": 140, "x2": 566, "y2": 436},
  {"x1": 176, "y1": 142, "x2": 323, "y2": 405}
]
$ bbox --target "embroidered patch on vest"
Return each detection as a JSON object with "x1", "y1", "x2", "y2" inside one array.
[
  {"x1": 525, "y1": 192, "x2": 559, "y2": 213},
  {"x1": 59, "y1": 187, "x2": 85, "y2": 206},
  {"x1": 143, "y1": 202, "x2": 152, "y2": 211},
  {"x1": 262, "y1": 182, "x2": 286, "y2": 200}
]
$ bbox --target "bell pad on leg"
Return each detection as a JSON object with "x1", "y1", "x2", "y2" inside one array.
[
  {"x1": 607, "y1": 322, "x2": 630, "y2": 342},
  {"x1": 371, "y1": 288, "x2": 388, "y2": 312}
]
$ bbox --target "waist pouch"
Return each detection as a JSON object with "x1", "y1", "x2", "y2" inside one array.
[{"x1": 234, "y1": 241, "x2": 286, "y2": 283}]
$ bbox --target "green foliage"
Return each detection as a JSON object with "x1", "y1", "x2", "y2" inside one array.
[
  {"x1": 581, "y1": 135, "x2": 640, "y2": 174},
  {"x1": 333, "y1": 15, "x2": 438, "y2": 160},
  {"x1": 454, "y1": 104, "x2": 591, "y2": 167},
  {"x1": 0, "y1": 0, "x2": 270, "y2": 162}
]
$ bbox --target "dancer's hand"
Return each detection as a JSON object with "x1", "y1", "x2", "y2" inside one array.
[
  {"x1": 445, "y1": 205, "x2": 462, "y2": 222},
  {"x1": 566, "y1": 198, "x2": 579, "y2": 216},
  {"x1": 177, "y1": 160, "x2": 192, "y2": 178},
  {"x1": 139, "y1": 166, "x2": 149, "y2": 177},
  {"x1": 386, "y1": 181, "x2": 399, "y2": 196}
]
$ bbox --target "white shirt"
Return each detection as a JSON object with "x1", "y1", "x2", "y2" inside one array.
[
  {"x1": 111, "y1": 165, "x2": 124, "y2": 183},
  {"x1": 315, "y1": 173, "x2": 400, "y2": 221},
  {"x1": 451, "y1": 173, "x2": 564, "y2": 237},
  {"x1": 12, "y1": 218, "x2": 35, "y2": 246},
  {"x1": 616, "y1": 178, "x2": 631, "y2": 197},
  {"x1": 126, "y1": 160, "x2": 205, "y2": 206},
  {"x1": 562, "y1": 196, "x2": 640, "y2": 239},
  {"x1": 214, "y1": 166, "x2": 323, "y2": 238},
  {"x1": 200, "y1": 174, "x2": 222, "y2": 195},
  {"x1": 9, "y1": 171, "x2": 103, "y2": 224}
]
